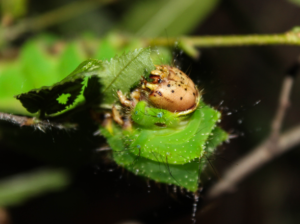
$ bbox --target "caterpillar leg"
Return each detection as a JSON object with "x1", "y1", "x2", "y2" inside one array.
[
  {"x1": 112, "y1": 105, "x2": 124, "y2": 126},
  {"x1": 116, "y1": 90, "x2": 132, "y2": 107},
  {"x1": 117, "y1": 89, "x2": 142, "y2": 108},
  {"x1": 112, "y1": 105, "x2": 132, "y2": 130}
]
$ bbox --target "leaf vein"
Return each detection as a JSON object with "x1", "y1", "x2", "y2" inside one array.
[{"x1": 102, "y1": 48, "x2": 147, "y2": 93}]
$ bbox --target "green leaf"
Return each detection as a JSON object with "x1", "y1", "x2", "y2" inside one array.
[
  {"x1": 0, "y1": 39, "x2": 87, "y2": 115},
  {"x1": 120, "y1": 0, "x2": 220, "y2": 37},
  {"x1": 205, "y1": 127, "x2": 228, "y2": 155},
  {"x1": 198, "y1": 127, "x2": 228, "y2": 175},
  {"x1": 1, "y1": 0, "x2": 27, "y2": 18},
  {"x1": 67, "y1": 59, "x2": 103, "y2": 78},
  {"x1": 14, "y1": 47, "x2": 154, "y2": 115},
  {"x1": 15, "y1": 59, "x2": 103, "y2": 115},
  {"x1": 83, "y1": 76, "x2": 103, "y2": 105},
  {"x1": 100, "y1": 126, "x2": 200, "y2": 191},
  {"x1": 15, "y1": 79, "x2": 83, "y2": 114},
  {"x1": 114, "y1": 151, "x2": 200, "y2": 192},
  {"x1": 112, "y1": 127, "x2": 228, "y2": 192},
  {"x1": 98, "y1": 47, "x2": 155, "y2": 104}
]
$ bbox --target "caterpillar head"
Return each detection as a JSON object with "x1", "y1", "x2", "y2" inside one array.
[{"x1": 141, "y1": 65, "x2": 201, "y2": 115}]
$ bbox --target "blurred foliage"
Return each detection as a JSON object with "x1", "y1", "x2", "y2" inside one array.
[
  {"x1": 288, "y1": 0, "x2": 300, "y2": 6},
  {"x1": 0, "y1": 34, "x2": 172, "y2": 115},
  {"x1": 120, "y1": 0, "x2": 220, "y2": 37},
  {"x1": 0, "y1": 0, "x2": 219, "y2": 48},
  {"x1": 0, "y1": 0, "x2": 28, "y2": 19},
  {"x1": 0, "y1": 169, "x2": 70, "y2": 206}
]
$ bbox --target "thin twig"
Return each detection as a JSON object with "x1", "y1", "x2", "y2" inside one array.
[
  {"x1": 208, "y1": 62, "x2": 299, "y2": 198},
  {"x1": 0, "y1": 112, "x2": 76, "y2": 131},
  {"x1": 0, "y1": 113, "x2": 32, "y2": 126},
  {"x1": 269, "y1": 76, "x2": 294, "y2": 149},
  {"x1": 208, "y1": 124, "x2": 300, "y2": 198},
  {"x1": 0, "y1": 207, "x2": 10, "y2": 224}
]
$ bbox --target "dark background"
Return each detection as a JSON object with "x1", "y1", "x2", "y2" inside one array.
[{"x1": 1, "y1": 0, "x2": 300, "y2": 223}]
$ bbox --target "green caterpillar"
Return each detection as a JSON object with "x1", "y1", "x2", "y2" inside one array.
[
  {"x1": 100, "y1": 64, "x2": 228, "y2": 192},
  {"x1": 101, "y1": 100, "x2": 227, "y2": 191},
  {"x1": 126, "y1": 100, "x2": 220, "y2": 164}
]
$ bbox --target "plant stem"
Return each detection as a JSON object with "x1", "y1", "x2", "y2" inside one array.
[
  {"x1": 147, "y1": 30, "x2": 300, "y2": 48},
  {"x1": 208, "y1": 123, "x2": 300, "y2": 198}
]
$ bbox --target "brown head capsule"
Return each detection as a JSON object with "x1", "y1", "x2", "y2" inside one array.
[{"x1": 141, "y1": 65, "x2": 200, "y2": 115}]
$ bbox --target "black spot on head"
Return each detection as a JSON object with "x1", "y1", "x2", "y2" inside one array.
[
  {"x1": 180, "y1": 97, "x2": 183, "y2": 100},
  {"x1": 193, "y1": 92, "x2": 196, "y2": 96},
  {"x1": 184, "y1": 88, "x2": 187, "y2": 91},
  {"x1": 167, "y1": 84, "x2": 171, "y2": 87},
  {"x1": 178, "y1": 84, "x2": 181, "y2": 86},
  {"x1": 155, "y1": 91, "x2": 162, "y2": 96},
  {"x1": 156, "y1": 91, "x2": 163, "y2": 96},
  {"x1": 171, "y1": 90, "x2": 174, "y2": 93},
  {"x1": 181, "y1": 81, "x2": 184, "y2": 84}
]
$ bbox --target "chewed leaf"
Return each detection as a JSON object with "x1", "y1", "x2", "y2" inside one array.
[
  {"x1": 205, "y1": 127, "x2": 228, "y2": 155},
  {"x1": 15, "y1": 59, "x2": 103, "y2": 115},
  {"x1": 98, "y1": 47, "x2": 155, "y2": 104},
  {"x1": 15, "y1": 78, "x2": 83, "y2": 114},
  {"x1": 15, "y1": 47, "x2": 154, "y2": 115},
  {"x1": 0, "y1": 39, "x2": 88, "y2": 115},
  {"x1": 100, "y1": 125, "x2": 200, "y2": 192},
  {"x1": 66, "y1": 59, "x2": 103, "y2": 78},
  {"x1": 83, "y1": 76, "x2": 103, "y2": 105},
  {"x1": 56, "y1": 93, "x2": 72, "y2": 104}
]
